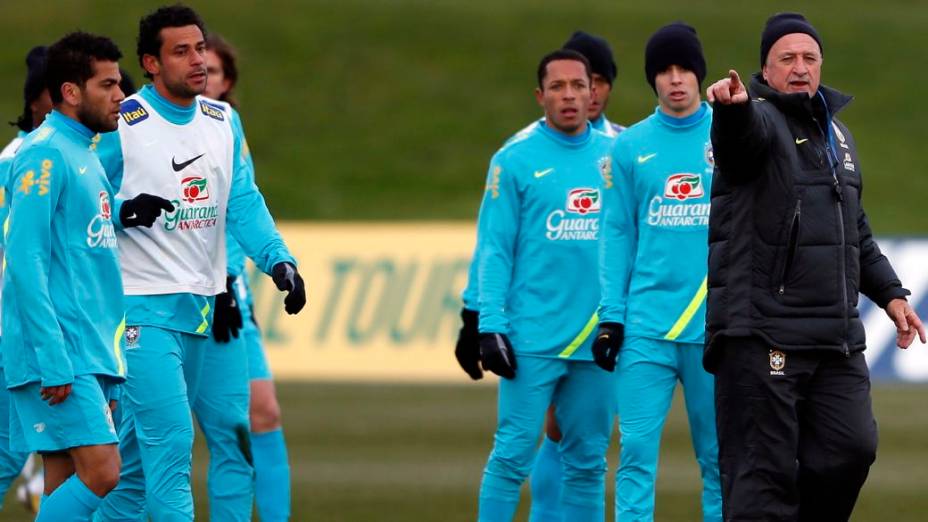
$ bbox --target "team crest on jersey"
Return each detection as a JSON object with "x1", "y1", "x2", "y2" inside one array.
[
  {"x1": 704, "y1": 142, "x2": 714, "y2": 168},
  {"x1": 125, "y1": 326, "x2": 140, "y2": 347},
  {"x1": 120, "y1": 99, "x2": 149, "y2": 126},
  {"x1": 566, "y1": 188, "x2": 601, "y2": 215},
  {"x1": 199, "y1": 100, "x2": 226, "y2": 121},
  {"x1": 181, "y1": 176, "x2": 210, "y2": 203},
  {"x1": 664, "y1": 173, "x2": 704, "y2": 201},
  {"x1": 598, "y1": 156, "x2": 613, "y2": 189},
  {"x1": 769, "y1": 349, "x2": 786, "y2": 375}
]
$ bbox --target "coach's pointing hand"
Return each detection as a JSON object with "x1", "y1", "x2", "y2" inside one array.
[
  {"x1": 707, "y1": 70, "x2": 749, "y2": 105},
  {"x1": 272, "y1": 262, "x2": 306, "y2": 314},
  {"x1": 479, "y1": 333, "x2": 517, "y2": 379}
]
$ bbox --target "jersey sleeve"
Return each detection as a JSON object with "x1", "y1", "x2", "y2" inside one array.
[
  {"x1": 95, "y1": 130, "x2": 127, "y2": 229},
  {"x1": 226, "y1": 109, "x2": 295, "y2": 274},
  {"x1": 598, "y1": 138, "x2": 638, "y2": 324},
  {"x1": 476, "y1": 153, "x2": 520, "y2": 334},
  {"x1": 460, "y1": 164, "x2": 496, "y2": 311},
  {"x1": 224, "y1": 109, "x2": 255, "y2": 277},
  {"x1": 5, "y1": 146, "x2": 73, "y2": 386}
]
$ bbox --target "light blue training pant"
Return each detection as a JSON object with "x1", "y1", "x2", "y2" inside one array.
[
  {"x1": 0, "y1": 368, "x2": 31, "y2": 508},
  {"x1": 478, "y1": 356, "x2": 615, "y2": 522},
  {"x1": 614, "y1": 337, "x2": 721, "y2": 522},
  {"x1": 94, "y1": 326, "x2": 206, "y2": 521}
]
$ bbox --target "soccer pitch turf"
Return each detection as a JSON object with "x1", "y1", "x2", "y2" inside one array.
[{"x1": 1, "y1": 381, "x2": 926, "y2": 520}]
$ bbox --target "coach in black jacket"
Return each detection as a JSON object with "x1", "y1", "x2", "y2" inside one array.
[{"x1": 704, "y1": 12, "x2": 926, "y2": 521}]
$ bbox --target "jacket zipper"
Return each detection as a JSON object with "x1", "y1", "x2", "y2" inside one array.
[
  {"x1": 814, "y1": 116, "x2": 850, "y2": 356},
  {"x1": 778, "y1": 199, "x2": 802, "y2": 295}
]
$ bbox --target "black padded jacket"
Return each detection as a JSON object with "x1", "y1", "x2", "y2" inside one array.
[{"x1": 704, "y1": 74, "x2": 909, "y2": 369}]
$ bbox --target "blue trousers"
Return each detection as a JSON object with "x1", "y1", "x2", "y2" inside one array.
[
  {"x1": 479, "y1": 356, "x2": 615, "y2": 522},
  {"x1": 614, "y1": 337, "x2": 721, "y2": 522},
  {"x1": 0, "y1": 369, "x2": 30, "y2": 507},
  {"x1": 95, "y1": 326, "x2": 206, "y2": 521}
]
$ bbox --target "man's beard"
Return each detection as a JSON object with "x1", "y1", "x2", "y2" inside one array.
[{"x1": 78, "y1": 104, "x2": 117, "y2": 134}]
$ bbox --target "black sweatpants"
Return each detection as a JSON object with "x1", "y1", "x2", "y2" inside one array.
[{"x1": 714, "y1": 336, "x2": 878, "y2": 521}]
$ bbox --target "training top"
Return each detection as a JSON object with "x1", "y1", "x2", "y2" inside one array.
[
  {"x1": 461, "y1": 115, "x2": 623, "y2": 310},
  {"x1": 2, "y1": 111, "x2": 127, "y2": 388},
  {"x1": 224, "y1": 108, "x2": 256, "y2": 278},
  {"x1": 0, "y1": 131, "x2": 27, "y2": 344},
  {"x1": 476, "y1": 121, "x2": 613, "y2": 360},
  {"x1": 599, "y1": 102, "x2": 713, "y2": 344},
  {"x1": 96, "y1": 85, "x2": 294, "y2": 335}
]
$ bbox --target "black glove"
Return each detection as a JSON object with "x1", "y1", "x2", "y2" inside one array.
[
  {"x1": 272, "y1": 262, "x2": 306, "y2": 314},
  {"x1": 120, "y1": 194, "x2": 175, "y2": 228},
  {"x1": 455, "y1": 309, "x2": 482, "y2": 380},
  {"x1": 212, "y1": 276, "x2": 243, "y2": 343},
  {"x1": 592, "y1": 322, "x2": 624, "y2": 372},
  {"x1": 479, "y1": 333, "x2": 517, "y2": 379}
]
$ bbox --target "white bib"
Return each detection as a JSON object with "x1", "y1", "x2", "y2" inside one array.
[{"x1": 115, "y1": 95, "x2": 234, "y2": 296}]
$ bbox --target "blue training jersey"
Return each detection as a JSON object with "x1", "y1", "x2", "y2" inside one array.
[
  {"x1": 224, "y1": 107, "x2": 256, "y2": 278},
  {"x1": 2, "y1": 111, "x2": 127, "y2": 388},
  {"x1": 475, "y1": 121, "x2": 613, "y2": 360},
  {"x1": 461, "y1": 115, "x2": 623, "y2": 310},
  {"x1": 599, "y1": 102, "x2": 713, "y2": 344},
  {"x1": 0, "y1": 131, "x2": 27, "y2": 355},
  {"x1": 96, "y1": 85, "x2": 294, "y2": 335}
]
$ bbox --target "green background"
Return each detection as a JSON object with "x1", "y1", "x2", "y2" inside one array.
[
  {"x1": 2, "y1": 383, "x2": 926, "y2": 521},
  {"x1": 0, "y1": 0, "x2": 926, "y2": 231},
  {"x1": 0, "y1": 2, "x2": 926, "y2": 520}
]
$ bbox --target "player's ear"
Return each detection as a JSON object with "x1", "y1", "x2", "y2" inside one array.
[
  {"x1": 61, "y1": 81, "x2": 81, "y2": 108},
  {"x1": 142, "y1": 53, "x2": 160, "y2": 78},
  {"x1": 534, "y1": 87, "x2": 544, "y2": 106}
]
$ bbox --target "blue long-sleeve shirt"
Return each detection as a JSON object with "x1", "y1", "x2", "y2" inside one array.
[
  {"x1": 475, "y1": 121, "x2": 612, "y2": 360},
  {"x1": 599, "y1": 103, "x2": 713, "y2": 343},
  {"x1": 96, "y1": 85, "x2": 294, "y2": 335},
  {"x1": 2, "y1": 111, "x2": 127, "y2": 388},
  {"x1": 224, "y1": 108, "x2": 256, "y2": 278},
  {"x1": 461, "y1": 115, "x2": 623, "y2": 310}
]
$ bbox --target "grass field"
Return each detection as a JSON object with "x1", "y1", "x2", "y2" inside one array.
[
  {"x1": 3, "y1": 381, "x2": 921, "y2": 520},
  {"x1": 0, "y1": 0, "x2": 927, "y2": 232}
]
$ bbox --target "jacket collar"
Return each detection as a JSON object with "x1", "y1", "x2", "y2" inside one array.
[{"x1": 749, "y1": 72, "x2": 853, "y2": 118}]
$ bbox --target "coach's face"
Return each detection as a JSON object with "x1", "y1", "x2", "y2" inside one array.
[
  {"x1": 535, "y1": 59, "x2": 591, "y2": 136},
  {"x1": 763, "y1": 33, "x2": 822, "y2": 97},
  {"x1": 76, "y1": 60, "x2": 124, "y2": 133},
  {"x1": 148, "y1": 25, "x2": 208, "y2": 101}
]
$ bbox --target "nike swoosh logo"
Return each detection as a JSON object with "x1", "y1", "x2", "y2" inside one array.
[
  {"x1": 795, "y1": 138, "x2": 808, "y2": 145},
  {"x1": 534, "y1": 168, "x2": 555, "y2": 178},
  {"x1": 171, "y1": 153, "x2": 205, "y2": 172},
  {"x1": 637, "y1": 153, "x2": 657, "y2": 164},
  {"x1": 78, "y1": 166, "x2": 87, "y2": 175}
]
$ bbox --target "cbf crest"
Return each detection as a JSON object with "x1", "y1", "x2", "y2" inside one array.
[
  {"x1": 598, "y1": 156, "x2": 613, "y2": 189},
  {"x1": 125, "y1": 326, "x2": 140, "y2": 348},
  {"x1": 769, "y1": 349, "x2": 786, "y2": 376}
]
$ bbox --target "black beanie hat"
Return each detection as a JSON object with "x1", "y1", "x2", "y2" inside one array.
[
  {"x1": 563, "y1": 31, "x2": 617, "y2": 85},
  {"x1": 644, "y1": 22, "x2": 706, "y2": 92},
  {"x1": 12, "y1": 46, "x2": 47, "y2": 132},
  {"x1": 760, "y1": 12, "x2": 822, "y2": 67}
]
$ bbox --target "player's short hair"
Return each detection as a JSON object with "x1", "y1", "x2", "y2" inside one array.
[
  {"x1": 46, "y1": 31, "x2": 122, "y2": 105},
  {"x1": 206, "y1": 33, "x2": 239, "y2": 108},
  {"x1": 537, "y1": 49, "x2": 592, "y2": 89},
  {"x1": 137, "y1": 3, "x2": 207, "y2": 79}
]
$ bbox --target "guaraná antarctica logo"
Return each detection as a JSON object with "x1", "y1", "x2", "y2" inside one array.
[
  {"x1": 86, "y1": 190, "x2": 117, "y2": 248},
  {"x1": 647, "y1": 173, "x2": 710, "y2": 228},
  {"x1": 163, "y1": 176, "x2": 219, "y2": 231},
  {"x1": 546, "y1": 187, "x2": 600, "y2": 241}
]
